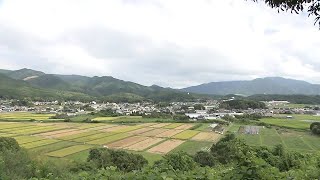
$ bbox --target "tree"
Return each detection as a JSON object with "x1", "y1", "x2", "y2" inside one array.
[
  {"x1": 87, "y1": 148, "x2": 148, "y2": 172},
  {"x1": 210, "y1": 134, "x2": 251, "y2": 164},
  {"x1": 252, "y1": 0, "x2": 320, "y2": 27},
  {"x1": 194, "y1": 104, "x2": 205, "y2": 110},
  {"x1": 153, "y1": 152, "x2": 197, "y2": 172},
  {"x1": 194, "y1": 151, "x2": 216, "y2": 167},
  {"x1": 0, "y1": 137, "x2": 20, "y2": 152},
  {"x1": 310, "y1": 122, "x2": 320, "y2": 135}
]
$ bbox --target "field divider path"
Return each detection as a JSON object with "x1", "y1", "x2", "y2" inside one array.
[
  {"x1": 276, "y1": 130, "x2": 288, "y2": 148},
  {"x1": 259, "y1": 132, "x2": 263, "y2": 146},
  {"x1": 299, "y1": 136, "x2": 315, "y2": 151}
]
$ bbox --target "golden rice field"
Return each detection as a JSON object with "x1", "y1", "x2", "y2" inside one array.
[
  {"x1": 0, "y1": 120, "x2": 222, "y2": 161},
  {"x1": 0, "y1": 112, "x2": 56, "y2": 121}
]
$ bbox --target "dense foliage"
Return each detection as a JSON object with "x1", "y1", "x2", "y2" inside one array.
[
  {"x1": 96, "y1": 109, "x2": 119, "y2": 117},
  {"x1": 310, "y1": 122, "x2": 320, "y2": 135},
  {"x1": 219, "y1": 99, "x2": 266, "y2": 109},
  {"x1": 86, "y1": 148, "x2": 148, "y2": 172},
  {"x1": 252, "y1": 0, "x2": 320, "y2": 27}
]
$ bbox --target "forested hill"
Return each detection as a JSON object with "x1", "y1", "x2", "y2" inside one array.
[
  {"x1": 181, "y1": 77, "x2": 320, "y2": 95},
  {"x1": 0, "y1": 68, "x2": 202, "y2": 102}
]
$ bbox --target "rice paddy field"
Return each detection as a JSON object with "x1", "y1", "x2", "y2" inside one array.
[
  {"x1": 0, "y1": 120, "x2": 222, "y2": 163},
  {"x1": 229, "y1": 123, "x2": 320, "y2": 153},
  {"x1": 0, "y1": 112, "x2": 57, "y2": 121},
  {"x1": 260, "y1": 114, "x2": 320, "y2": 130}
]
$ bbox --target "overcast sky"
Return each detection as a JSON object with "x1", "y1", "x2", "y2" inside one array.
[{"x1": 0, "y1": 0, "x2": 319, "y2": 88}]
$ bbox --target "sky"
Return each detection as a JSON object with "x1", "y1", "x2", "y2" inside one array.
[{"x1": 0, "y1": 0, "x2": 319, "y2": 88}]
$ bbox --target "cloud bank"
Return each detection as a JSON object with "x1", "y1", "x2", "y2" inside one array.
[{"x1": 0, "y1": 0, "x2": 319, "y2": 88}]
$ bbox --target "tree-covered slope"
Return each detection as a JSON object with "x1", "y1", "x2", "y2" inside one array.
[
  {"x1": 0, "y1": 68, "x2": 202, "y2": 102},
  {"x1": 0, "y1": 74, "x2": 91, "y2": 101},
  {"x1": 26, "y1": 74, "x2": 71, "y2": 90}
]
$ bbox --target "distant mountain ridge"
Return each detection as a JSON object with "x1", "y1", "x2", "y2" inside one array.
[
  {"x1": 0, "y1": 68, "x2": 199, "y2": 102},
  {"x1": 181, "y1": 77, "x2": 320, "y2": 95},
  {"x1": 2, "y1": 68, "x2": 320, "y2": 101}
]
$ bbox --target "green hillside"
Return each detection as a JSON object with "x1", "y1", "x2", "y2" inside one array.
[
  {"x1": 0, "y1": 74, "x2": 91, "y2": 101},
  {"x1": 26, "y1": 74, "x2": 71, "y2": 90},
  {"x1": 6, "y1": 68, "x2": 45, "y2": 80},
  {"x1": 0, "y1": 68, "x2": 202, "y2": 102}
]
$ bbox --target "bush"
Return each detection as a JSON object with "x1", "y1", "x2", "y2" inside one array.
[{"x1": 50, "y1": 113, "x2": 69, "y2": 119}]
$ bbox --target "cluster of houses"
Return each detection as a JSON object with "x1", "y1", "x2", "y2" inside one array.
[{"x1": 1, "y1": 99, "x2": 320, "y2": 120}]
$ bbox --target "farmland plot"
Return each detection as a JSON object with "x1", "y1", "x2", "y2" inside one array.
[
  {"x1": 72, "y1": 132, "x2": 115, "y2": 143},
  {"x1": 174, "y1": 124, "x2": 195, "y2": 130},
  {"x1": 58, "y1": 131, "x2": 98, "y2": 140},
  {"x1": 22, "y1": 139, "x2": 60, "y2": 149},
  {"x1": 0, "y1": 123, "x2": 34, "y2": 130},
  {"x1": 191, "y1": 132, "x2": 222, "y2": 142},
  {"x1": 86, "y1": 124, "x2": 117, "y2": 131},
  {"x1": 104, "y1": 125, "x2": 142, "y2": 133},
  {"x1": 92, "y1": 117, "x2": 120, "y2": 121},
  {"x1": 87, "y1": 133, "x2": 130, "y2": 145},
  {"x1": 0, "y1": 125, "x2": 40, "y2": 132},
  {"x1": 164, "y1": 123, "x2": 183, "y2": 129},
  {"x1": 30, "y1": 141, "x2": 79, "y2": 155},
  {"x1": 147, "y1": 139, "x2": 185, "y2": 154},
  {"x1": 0, "y1": 132, "x2": 16, "y2": 137},
  {"x1": 36, "y1": 129, "x2": 78, "y2": 137},
  {"x1": 46, "y1": 145, "x2": 93, "y2": 158},
  {"x1": 14, "y1": 126, "x2": 66, "y2": 135},
  {"x1": 101, "y1": 126, "x2": 130, "y2": 132},
  {"x1": 14, "y1": 135, "x2": 46, "y2": 144},
  {"x1": 125, "y1": 137, "x2": 164, "y2": 151},
  {"x1": 127, "y1": 127, "x2": 154, "y2": 135},
  {"x1": 138, "y1": 123, "x2": 158, "y2": 127},
  {"x1": 0, "y1": 112, "x2": 55, "y2": 120},
  {"x1": 150, "y1": 123, "x2": 171, "y2": 128},
  {"x1": 155, "y1": 129, "x2": 183, "y2": 138},
  {"x1": 173, "y1": 130, "x2": 200, "y2": 140},
  {"x1": 106, "y1": 136, "x2": 148, "y2": 149},
  {"x1": 140, "y1": 128, "x2": 169, "y2": 137}
]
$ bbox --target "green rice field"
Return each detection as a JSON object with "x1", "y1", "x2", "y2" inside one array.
[
  {"x1": 260, "y1": 114, "x2": 320, "y2": 130},
  {"x1": 0, "y1": 120, "x2": 218, "y2": 163},
  {"x1": 0, "y1": 112, "x2": 55, "y2": 121},
  {"x1": 236, "y1": 126, "x2": 320, "y2": 153},
  {"x1": 173, "y1": 130, "x2": 200, "y2": 140}
]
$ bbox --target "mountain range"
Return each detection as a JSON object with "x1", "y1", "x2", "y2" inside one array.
[
  {"x1": 0, "y1": 68, "x2": 199, "y2": 102},
  {"x1": 181, "y1": 77, "x2": 320, "y2": 95},
  {"x1": 1, "y1": 68, "x2": 320, "y2": 102}
]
